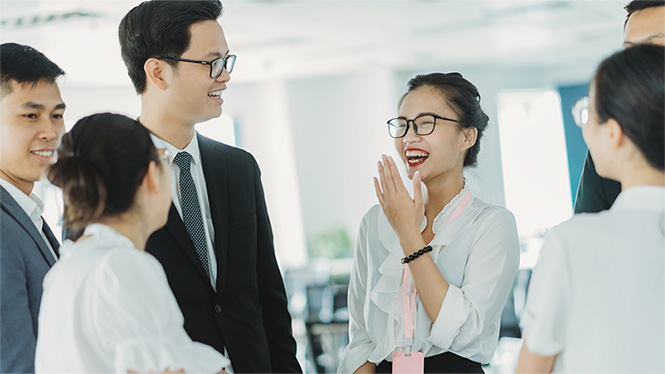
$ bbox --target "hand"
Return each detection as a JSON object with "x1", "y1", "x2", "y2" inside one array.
[{"x1": 374, "y1": 155, "x2": 424, "y2": 244}]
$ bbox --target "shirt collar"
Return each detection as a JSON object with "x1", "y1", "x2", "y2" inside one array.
[
  {"x1": 0, "y1": 178, "x2": 44, "y2": 226},
  {"x1": 611, "y1": 185, "x2": 665, "y2": 213},
  {"x1": 150, "y1": 132, "x2": 202, "y2": 166}
]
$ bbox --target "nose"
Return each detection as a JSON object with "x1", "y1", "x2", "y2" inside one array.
[
  {"x1": 39, "y1": 117, "x2": 63, "y2": 142},
  {"x1": 215, "y1": 66, "x2": 231, "y2": 84},
  {"x1": 402, "y1": 122, "x2": 420, "y2": 144}
]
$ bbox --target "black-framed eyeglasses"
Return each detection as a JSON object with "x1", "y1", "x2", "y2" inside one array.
[
  {"x1": 158, "y1": 54, "x2": 236, "y2": 78},
  {"x1": 572, "y1": 96, "x2": 589, "y2": 128},
  {"x1": 387, "y1": 114, "x2": 464, "y2": 138}
]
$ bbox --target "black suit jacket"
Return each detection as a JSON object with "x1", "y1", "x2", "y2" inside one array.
[
  {"x1": 145, "y1": 134, "x2": 301, "y2": 373},
  {"x1": 574, "y1": 152, "x2": 621, "y2": 214}
]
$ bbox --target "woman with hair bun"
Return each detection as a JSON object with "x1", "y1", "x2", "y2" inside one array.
[
  {"x1": 338, "y1": 73, "x2": 520, "y2": 373},
  {"x1": 34, "y1": 113, "x2": 229, "y2": 373},
  {"x1": 517, "y1": 44, "x2": 665, "y2": 373}
]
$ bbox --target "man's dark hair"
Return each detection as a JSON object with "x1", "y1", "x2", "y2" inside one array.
[
  {"x1": 0, "y1": 43, "x2": 65, "y2": 97},
  {"x1": 625, "y1": 0, "x2": 665, "y2": 26},
  {"x1": 118, "y1": 0, "x2": 223, "y2": 94},
  {"x1": 594, "y1": 44, "x2": 664, "y2": 171}
]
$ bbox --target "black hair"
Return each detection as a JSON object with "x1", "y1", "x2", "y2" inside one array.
[
  {"x1": 625, "y1": 0, "x2": 665, "y2": 26},
  {"x1": 0, "y1": 42, "x2": 65, "y2": 96},
  {"x1": 594, "y1": 44, "x2": 664, "y2": 170},
  {"x1": 118, "y1": 0, "x2": 223, "y2": 94},
  {"x1": 399, "y1": 72, "x2": 489, "y2": 167},
  {"x1": 47, "y1": 113, "x2": 160, "y2": 228}
]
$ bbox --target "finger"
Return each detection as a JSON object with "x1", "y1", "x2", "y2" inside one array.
[
  {"x1": 378, "y1": 158, "x2": 392, "y2": 195},
  {"x1": 373, "y1": 177, "x2": 384, "y2": 205},
  {"x1": 386, "y1": 155, "x2": 404, "y2": 192},
  {"x1": 413, "y1": 171, "x2": 424, "y2": 211}
]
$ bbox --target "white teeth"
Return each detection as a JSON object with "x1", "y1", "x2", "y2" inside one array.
[
  {"x1": 32, "y1": 150, "x2": 53, "y2": 157},
  {"x1": 405, "y1": 150, "x2": 429, "y2": 157},
  {"x1": 208, "y1": 90, "x2": 223, "y2": 98}
]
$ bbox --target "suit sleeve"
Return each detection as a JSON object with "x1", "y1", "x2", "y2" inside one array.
[
  {"x1": 0, "y1": 227, "x2": 37, "y2": 373},
  {"x1": 252, "y1": 158, "x2": 303, "y2": 373},
  {"x1": 574, "y1": 152, "x2": 620, "y2": 214}
]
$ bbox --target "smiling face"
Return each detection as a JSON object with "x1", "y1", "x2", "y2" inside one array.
[
  {"x1": 394, "y1": 86, "x2": 471, "y2": 183},
  {"x1": 166, "y1": 20, "x2": 231, "y2": 126},
  {"x1": 0, "y1": 79, "x2": 65, "y2": 194}
]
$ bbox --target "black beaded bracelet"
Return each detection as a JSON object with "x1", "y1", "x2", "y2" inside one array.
[{"x1": 401, "y1": 245, "x2": 433, "y2": 264}]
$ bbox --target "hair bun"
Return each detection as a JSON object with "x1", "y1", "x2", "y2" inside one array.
[{"x1": 47, "y1": 146, "x2": 107, "y2": 229}]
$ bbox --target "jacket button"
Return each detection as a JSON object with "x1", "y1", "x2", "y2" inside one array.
[{"x1": 214, "y1": 304, "x2": 222, "y2": 314}]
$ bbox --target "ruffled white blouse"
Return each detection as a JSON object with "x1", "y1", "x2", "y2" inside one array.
[
  {"x1": 338, "y1": 186, "x2": 520, "y2": 373},
  {"x1": 35, "y1": 224, "x2": 229, "y2": 373}
]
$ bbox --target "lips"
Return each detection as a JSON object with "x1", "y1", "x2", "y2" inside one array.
[
  {"x1": 405, "y1": 148, "x2": 429, "y2": 167},
  {"x1": 31, "y1": 150, "x2": 54, "y2": 158},
  {"x1": 207, "y1": 89, "x2": 224, "y2": 103}
]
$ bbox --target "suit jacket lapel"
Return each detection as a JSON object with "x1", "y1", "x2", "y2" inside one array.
[
  {"x1": 164, "y1": 204, "x2": 212, "y2": 284},
  {"x1": 0, "y1": 186, "x2": 56, "y2": 267},
  {"x1": 198, "y1": 134, "x2": 229, "y2": 294}
]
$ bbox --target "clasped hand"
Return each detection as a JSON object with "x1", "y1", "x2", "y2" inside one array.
[{"x1": 373, "y1": 155, "x2": 424, "y2": 242}]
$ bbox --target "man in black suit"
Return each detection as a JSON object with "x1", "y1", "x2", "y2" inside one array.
[
  {"x1": 118, "y1": 1, "x2": 301, "y2": 372},
  {"x1": 574, "y1": 0, "x2": 664, "y2": 213},
  {"x1": 0, "y1": 43, "x2": 65, "y2": 372}
]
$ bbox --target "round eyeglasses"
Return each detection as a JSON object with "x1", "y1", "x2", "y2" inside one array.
[
  {"x1": 158, "y1": 54, "x2": 236, "y2": 78},
  {"x1": 572, "y1": 96, "x2": 589, "y2": 128},
  {"x1": 387, "y1": 114, "x2": 464, "y2": 138}
]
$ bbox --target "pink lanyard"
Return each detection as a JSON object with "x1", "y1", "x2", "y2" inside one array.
[{"x1": 401, "y1": 188, "x2": 472, "y2": 353}]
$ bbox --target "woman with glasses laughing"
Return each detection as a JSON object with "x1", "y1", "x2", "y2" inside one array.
[{"x1": 338, "y1": 73, "x2": 520, "y2": 373}]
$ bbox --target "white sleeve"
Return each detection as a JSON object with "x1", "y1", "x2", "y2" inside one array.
[
  {"x1": 89, "y1": 250, "x2": 229, "y2": 373},
  {"x1": 520, "y1": 228, "x2": 569, "y2": 356},
  {"x1": 338, "y1": 214, "x2": 374, "y2": 374},
  {"x1": 428, "y1": 208, "x2": 520, "y2": 352}
]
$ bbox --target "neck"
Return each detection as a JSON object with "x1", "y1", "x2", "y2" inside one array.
[
  {"x1": 95, "y1": 212, "x2": 150, "y2": 251},
  {"x1": 423, "y1": 171, "x2": 465, "y2": 218},
  {"x1": 620, "y1": 164, "x2": 665, "y2": 191},
  {"x1": 140, "y1": 96, "x2": 195, "y2": 150},
  {"x1": 0, "y1": 171, "x2": 34, "y2": 196}
]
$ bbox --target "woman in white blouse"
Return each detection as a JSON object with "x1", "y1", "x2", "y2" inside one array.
[
  {"x1": 35, "y1": 113, "x2": 229, "y2": 373},
  {"x1": 338, "y1": 73, "x2": 520, "y2": 373},
  {"x1": 516, "y1": 45, "x2": 665, "y2": 373}
]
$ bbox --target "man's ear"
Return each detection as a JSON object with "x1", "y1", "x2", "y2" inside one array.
[
  {"x1": 144, "y1": 58, "x2": 168, "y2": 91},
  {"x1": 461, "y1": 127, "x2": 478, "y2": 151}
]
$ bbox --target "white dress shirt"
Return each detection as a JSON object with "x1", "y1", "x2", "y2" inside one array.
[
  {"x1": 35, "y1": 224, "x2": 229, "y2": 373},
  {"x1": 150, "y1": 133, "x2": 218, "y2": 290},
  {"x1": 338, "y1": 186, "x2": 521, "y2": 373},
  {"x1": 520, "y1": 185, "x2": 665, "y2": 373},
  {"x1": 0, "y1": 178, "x2": 58, "y2": 260}
]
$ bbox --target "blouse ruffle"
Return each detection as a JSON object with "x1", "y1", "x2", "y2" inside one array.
[{"x1": 367, "y1": 184, "x2": 470, "y2": 363}]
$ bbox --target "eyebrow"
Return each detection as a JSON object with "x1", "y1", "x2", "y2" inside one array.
[
  {"x1": 204, "y1": 50, "x2": 230, "y2": 59},
  {"x1": 624, "y1": 33, "x2": 665, "y2": 47},
  {"x1": 20, "y1": 101, "x2": 66, "y2": 110}
]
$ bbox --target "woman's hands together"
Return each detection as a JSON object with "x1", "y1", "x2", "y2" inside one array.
[{"x1": 374, "y1": 155, "x2": 424, "y2": 245}]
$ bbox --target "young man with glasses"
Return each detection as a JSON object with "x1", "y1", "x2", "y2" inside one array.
[
  {"x1": 574, "y1": 0, "x2": 665, "y2": 214},
  {"x1": 0, "y1": 42, "x2": 65, "y2": 373},
  {"x1": 118, "y1": 1, "x2": 301, "y2": 372}
]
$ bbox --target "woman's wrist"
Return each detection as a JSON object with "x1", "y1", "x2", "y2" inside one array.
[{"x1": 399, "y1": 233, "x2": 426, "y2": 256}]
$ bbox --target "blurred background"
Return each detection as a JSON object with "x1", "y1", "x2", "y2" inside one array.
[{"x1": 1, "y1": 0, "x2": 626, "y2": 372}]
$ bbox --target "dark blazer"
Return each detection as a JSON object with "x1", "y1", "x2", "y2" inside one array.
[
  {"x1": 0, "y1": 185, "x2": 59, "y2": 373},
  {"x1": 146, "y1": 134, "x2": 301, "y2": 373},
  {"x1": 574, "y1": 152, "x2": 621, "y2": 214}
]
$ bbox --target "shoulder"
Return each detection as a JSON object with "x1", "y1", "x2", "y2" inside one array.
[
  {"x1": 197, "y1": 133, "x2": 256, "y2": 165},
  {"x1": 469, "y1": 199, "x2": 517, "y2": 228}
]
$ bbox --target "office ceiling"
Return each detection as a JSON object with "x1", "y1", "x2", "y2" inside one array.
[{"x1": 0, "y1": 0, "x2": 626, "y2": 86}]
